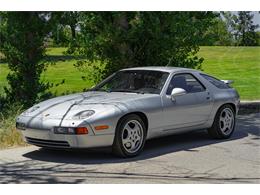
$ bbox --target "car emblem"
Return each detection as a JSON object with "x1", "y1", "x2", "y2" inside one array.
[{"x1": 44, "y1": 114, "x2": 50, "y2": 117}]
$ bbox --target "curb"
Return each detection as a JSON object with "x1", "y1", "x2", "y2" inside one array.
[{"x1": 238, "y1": 101, "x2": 260, "y2": 115}]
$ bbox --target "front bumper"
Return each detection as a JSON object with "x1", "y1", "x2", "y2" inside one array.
[
  {"x1": 19, "y1": 127, "x2": 114, "y2": 149},
  {"x1": 16, "y1": 114, "x2": 115, "y2": 149}
]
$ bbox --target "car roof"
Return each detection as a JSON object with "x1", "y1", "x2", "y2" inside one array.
[{"x1": 121, "y1": 66, "x2": 198, "y2": 73}]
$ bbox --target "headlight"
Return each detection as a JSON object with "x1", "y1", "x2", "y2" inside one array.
[
  {"x1": 72, "y1": 110, "x2": 95, "y2": 120},
  {"x1": 53, "y1": 127, "x2": 88, "y2": 134}
]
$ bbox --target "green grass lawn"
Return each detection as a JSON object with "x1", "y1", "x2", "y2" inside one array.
[
  {"x1": 0, "y1": 63, "x2": 8, "y2": 95},
  {"x1": 0, "y1": 46, "x2": 259, "y2": 100},
  {"x1": 43, "y1": 48, "x2": 95, "y2": 94},
  {"x1": 198, "y1": 46, "x2": 260, "y2": 100},
  {"x1": 0, "y1": 48, "x2": 95, "y2": 96}
]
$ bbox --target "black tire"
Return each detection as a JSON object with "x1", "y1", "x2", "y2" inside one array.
[
  {"x1": 112, "y1": 114, "x2": 147, "y2": 158},
  {"x1": 208, "y1": 104, "x2": 236, "y2": 139}
]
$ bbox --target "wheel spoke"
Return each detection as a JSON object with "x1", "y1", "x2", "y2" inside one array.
[
  {"x1": 220, "y1": 117, "x2": 225, "y2": 123},
  {"x1": 121, "y1": 119, "x2": 144, "y2": 154},
  {"x1": 130, "y1": 140, "x2": 136, "y2": 150},
  {"x1": 224, "y1": 127, "x2": 229, "y2": 132},
  {"x1": 125, "y1": 124, "x2": 132, "y2": 132},
  {"x1": 219, "y1": 107, "x2": 234, "y2": 135},
  {"x1": 135, "y1": 135, "x2": 141, "y2": 141},
  {"x1": 122, "y1": 137, "x2": 131, "y2": 145},
  {"x1": 132, "y1": 125, "x2": 139, "y2": 132}
]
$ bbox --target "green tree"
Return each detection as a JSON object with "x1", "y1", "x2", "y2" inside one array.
[
  {"x1": 236, "y1": 11, "x2": 259, "y2": 46},
  {"x1": 50, "y1": 12, "x2": 79, "y2": 48},
  {"x1": 51, "y1": 25, "x2": 71, "y2": 47},
  {"x1": 0, "y1": 12, "x2": 52, "y2": 108},
  {"x1": 59, "y1": 12, "x2": 79, "y2": 40},
  {"x1": 257, "y1": 31, "x2": 260, "y2": 46},
  {"x1": 72, "y1": 12, "x2": 216, "y2": 82},
  {"x1": 222, "y1": 12, "x2": 238, "y2": 40},
  {"x1": 202, "y1": 16, "x2": 233, "y2": 46},
  {"x1": 0, "y1": 12, "x2": 7, "y2": 62}
]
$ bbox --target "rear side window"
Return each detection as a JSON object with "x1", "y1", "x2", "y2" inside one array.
[{"x1": 201, "y1": 74, "x2": 229, "y2": 89}]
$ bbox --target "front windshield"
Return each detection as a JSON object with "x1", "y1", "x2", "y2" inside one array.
[{"x1": 93, "y1": 70, "x2": 169, "y2": 94}]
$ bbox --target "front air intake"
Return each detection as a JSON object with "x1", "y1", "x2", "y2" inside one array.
[{"x1": 25, "y1": 137, "x2": 70, "y2": 148}]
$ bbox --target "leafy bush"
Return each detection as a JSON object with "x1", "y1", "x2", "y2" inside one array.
[
  {"x1": 0, "y1": 104, "x2": 27, "y2": 148},
  {"x1": 0, "y1": 12, "x2": 53, "y2": 108}
]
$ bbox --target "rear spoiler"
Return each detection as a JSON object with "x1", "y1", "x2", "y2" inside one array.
[{"x1": 221, "y1": 80, "x2": 234, "y2": 85}]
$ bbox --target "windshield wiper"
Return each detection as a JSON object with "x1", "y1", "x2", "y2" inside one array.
[
  {"x1": 88, "y1": 88, "x2": 146, "y2": 94},
  {"x1": 87, "y1": 88, "x2": 110, "y2": 92}
]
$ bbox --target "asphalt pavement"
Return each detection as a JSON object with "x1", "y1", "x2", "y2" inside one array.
[{"x1": 0, "y1": 113, "x2": 259, "y2": 183}]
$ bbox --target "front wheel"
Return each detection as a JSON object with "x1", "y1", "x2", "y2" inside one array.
[
  {"x1": 112, "y1": 114, "x2": 147, "y2": 157},
  {"x1": 208, "y1": 104, "x2": 236, "y2": 139}
]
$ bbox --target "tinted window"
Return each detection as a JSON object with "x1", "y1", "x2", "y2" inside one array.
[
  {"x1": 166, "y1": 73, "x2": 205, "y2": 95},
  {"x1": 94, "y1": 70, "x2": 169, "y2": 94},
  {"x1": 201, "y1": 74, "x2": 229, "y2": 89}
]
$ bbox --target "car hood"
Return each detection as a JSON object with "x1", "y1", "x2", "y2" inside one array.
[{"x1": 21, "y1": 91, "x2": 157, "y2": 119}]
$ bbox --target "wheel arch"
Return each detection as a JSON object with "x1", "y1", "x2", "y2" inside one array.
[
  {"x1": 208, "y1": 102, "x2": 237, "y2": 139},
  {"x1": 219, "y1": 102, "x2": 236, "y2": 114},
  {"x1": 117, "y1": 112, "x2": 149, "y2": 132},
  {"x1": 212, "y1": 102, "x2": 237, "y2": 123}
]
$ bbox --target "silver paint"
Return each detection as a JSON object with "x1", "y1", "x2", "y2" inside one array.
[{"x1": 16, "y1": 67, "x2": 240, "y2": 149}]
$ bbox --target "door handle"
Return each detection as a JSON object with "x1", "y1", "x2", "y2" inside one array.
[{"x1": 206, "y1": 96, "x2": 210, "y2": 100}]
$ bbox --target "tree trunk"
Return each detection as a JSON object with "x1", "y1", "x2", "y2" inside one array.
[{"x1": 70, "y1": 24, "x2": 76, "y2": 40}]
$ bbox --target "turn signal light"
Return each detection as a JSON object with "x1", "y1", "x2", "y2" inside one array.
[
  {"x1": 94, "y1": 125, "x2": 109, "y2": 130},
  {"x1": 75, "y1": 127, "x2": 88, "y2": 134}
]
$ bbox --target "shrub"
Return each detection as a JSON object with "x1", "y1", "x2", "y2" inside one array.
[{"x1": 0, "y1": 104, "x2": 27, "y2": 148}]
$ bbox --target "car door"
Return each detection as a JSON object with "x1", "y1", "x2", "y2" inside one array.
[{"x1": 161, "y1": 72, "x2": 213, "y2": 131}]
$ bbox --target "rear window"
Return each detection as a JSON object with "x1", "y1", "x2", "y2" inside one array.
[{"x1": 200, "y1": 74, "x2": 230, "y2": 89}]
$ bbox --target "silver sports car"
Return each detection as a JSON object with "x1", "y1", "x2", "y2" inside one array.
[{"x1": 16, "y1": 67, "x2": 240, "y2": 157}]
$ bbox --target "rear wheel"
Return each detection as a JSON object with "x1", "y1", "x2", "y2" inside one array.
[
  {"x1": 112, "y1": 114, "x2": 147, "y2": 157},
  {"x1": 208, "y1": 104, "x2": 236, "y2": 139}
]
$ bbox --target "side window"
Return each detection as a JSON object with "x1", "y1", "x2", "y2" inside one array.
[
  {"x1": 166, "y1": 73, "x2": 205, "y2": 95},
  {"x1": 200, "y1": 74, "x2": 230, "y2": 89}
]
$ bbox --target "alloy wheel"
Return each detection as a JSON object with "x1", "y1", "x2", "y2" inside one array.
[
  {"x1": 121, "y1": 120, "x2": 144, "y2": 154},
  {"x1": 219, "y1": 107, "x2": 234, "y2": 135}
]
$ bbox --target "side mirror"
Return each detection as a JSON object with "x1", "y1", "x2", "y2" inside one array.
[{"x1": 171, "y1": 88, "x2": 187, "y2": 101}]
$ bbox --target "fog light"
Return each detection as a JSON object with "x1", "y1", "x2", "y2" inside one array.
[
  {"x1": 75, "y1": 127, "x2": 88, "y2": 134},
  {"x1": 16, "y1": 122, "x2": 26, "y2": 130},
  {"x1": 67, "y1": 127, "x2": 76, "y2": 134},
  {"x1": 54, "y1": 127, "x2": 68, "y2": 134}
]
